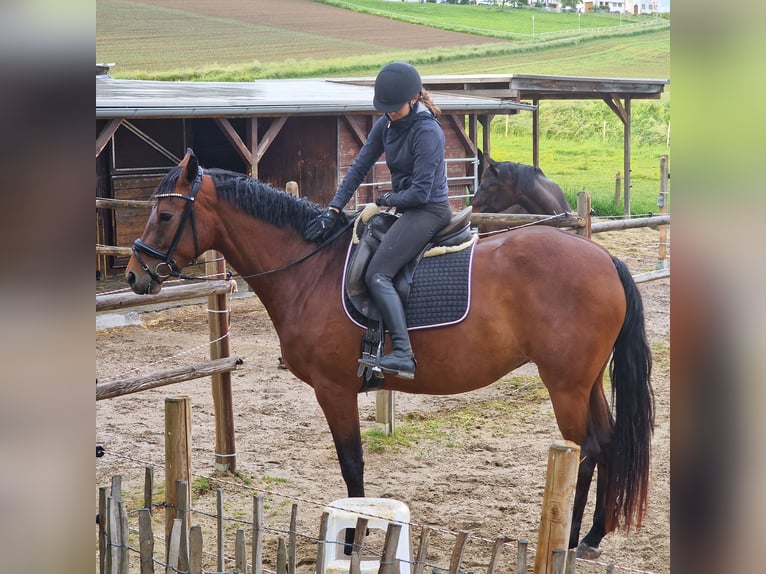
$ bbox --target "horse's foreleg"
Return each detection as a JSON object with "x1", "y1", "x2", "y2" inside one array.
[{"x1": 314, "y1": 386, "x2": 365, "y2": 553}]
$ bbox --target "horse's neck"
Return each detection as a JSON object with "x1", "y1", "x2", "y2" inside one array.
[{"x1": 212, "y1": 209, "x2": 343, "y2": 326}]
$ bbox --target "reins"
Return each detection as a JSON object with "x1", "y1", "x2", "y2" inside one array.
[{"x1": 237, "y1": 216, "x2": 356, "y2": 282}]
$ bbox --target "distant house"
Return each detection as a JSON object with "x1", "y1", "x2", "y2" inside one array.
[{"x1": 585, "y1": 0, "x2": 659, "y2": 13}]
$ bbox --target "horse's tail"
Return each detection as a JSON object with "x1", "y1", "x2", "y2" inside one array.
[{"x1": 606, "y1": 257, "x2": 655, "y2": 532}]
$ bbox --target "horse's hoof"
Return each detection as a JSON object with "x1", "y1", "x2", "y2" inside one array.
[{"x1": 576, "y1": 543, "x2": 602, "y2": 560}]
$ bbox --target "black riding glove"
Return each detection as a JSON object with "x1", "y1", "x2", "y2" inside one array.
[
  {"x1": 303, "y1": 208, "x2": 339, "y2": 242},
  {"x1": 375, "y1": 193, "x2": 393, "y2": 207}
]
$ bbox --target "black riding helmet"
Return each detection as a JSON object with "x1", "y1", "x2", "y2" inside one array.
[{"x1": 373, "y1": 62, "x2": 422, "y2": 113}]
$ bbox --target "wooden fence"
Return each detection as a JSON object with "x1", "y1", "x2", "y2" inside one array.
[{"x1": 98, "y1": 394, "x2": 602, "y2": 574}]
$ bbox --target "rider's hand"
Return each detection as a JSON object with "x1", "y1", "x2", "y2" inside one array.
[
  {"x1": 375, "y1": 193, "x2": 393, "y2": 207},
  {"x1": 303, "y1": 208, "x2": 339, "y2": 242}
]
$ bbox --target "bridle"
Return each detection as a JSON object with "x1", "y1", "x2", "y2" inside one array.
[
  {"x1": 132, "y1": 167, "x2": 203, "y2": 282},
  {"x1": 131, "y1": 164, "x2": 357, "y2": 284}
]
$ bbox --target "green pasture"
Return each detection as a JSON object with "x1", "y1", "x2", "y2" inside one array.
[
  {"x1": 317, "y1": 0, "x2": 663, "y2": 38},
  {"x1": 97, "y1": 0, "x2": 670, "y2": 215}
]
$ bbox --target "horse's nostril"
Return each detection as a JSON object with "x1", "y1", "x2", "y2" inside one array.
[{"x1": 127, "y1": 271, "x2": 135, "y2": 287}]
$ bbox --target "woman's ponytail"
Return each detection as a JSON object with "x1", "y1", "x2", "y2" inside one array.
[{"x1": 419, "y1": 89, "x2": 441, "y2": 117}]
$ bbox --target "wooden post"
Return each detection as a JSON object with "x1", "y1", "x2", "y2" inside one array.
[
  {"x1": 177, "y1": 480, "x2": 190, "y2": 573},
  {"x1": 413, "y1": 526, "x2": 431, "y2": 574},
  {"x1": 204, "y1": 250, "x2": 237, "y2": 472},
  {"x1": 165, "y1": 397, "x2": 192, "y2": 550},
  {"x1": 190, "y1": 525, "x2": 203, "y2": 574},
  {"x1": 623, "y1": 98, "x2": 632, "y2": 217},
  {"x1": 614, "y1": 172, "x2": 621, "y2": 208},
  {"x1": 108, "y1": 495, "x2": 121, "y2": 574},
  {"x1": 349, "y1": 517, "x2": 369, "y2": 574},
  {"x1": 551, "y1": 549, "x2": 566, "y2": 574},
  {"x1": 144, "y1": 466, "x2": 153, "y2": 512},
  {"x1": 285, "y1": 181, "x2": 300, "y2": 197},
  {"x1": 277, "y1": 538, "x2": 288, "y2": 574},
  {"x1": 99, "y1": 487, "x2": 108, "y2": 574},
  {"x1": 253, "y1": 496, "x2": 264, "y2": 574},
  {"x1": 376, "y1": 390, "x2": 395, "y2": 436},
  {"x1": 576, "y1": 192, "x2": 591, "y2": 239},
  {"x1": 288, "y1": 503, "x2": 298, "y2": 574},
  {"x1": 657, "y1": 155, "x2": 669, "y2": 270},
  {"x1": 139, "y1": 508, "x2": 155, "y2": 574},
  {"x1": 516, "y1": 538, "x2": 528, "y2": 574},
  {"x1": 448, "y1": 530, "x2": 469, "y2": 574},
  {"x1": 486, "y1": 535, "x2": 507, "y2": 574},
  {"x1": 565, "y1": 549, "x2": 576, "y2": 574},
  {"x1": 533, "y1": 441, "x2": 580, "y2": 574},
  {"x1": 379, "y1": 522, "x2": 403, "y2": 574},
  {"x1": 217, "y1": 488, "x2": 225, "y2": 573},
  {"x1": 166, "y1": 519, "x2": 182, "y2": 574},
  {"x1": 235, "y1": 527, "x2": 247, "y2": 573},
  {"x1": 119, "y1": 501, "x2": 130, "y2": 574},
  {"x1": 316, "y1": 511, "x2": 330, "y2": 574}
]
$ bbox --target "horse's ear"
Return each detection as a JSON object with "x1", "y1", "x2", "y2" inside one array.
[
  {"x1": 487, "y1": 156, "x2": 499, "y2": 175},
  {"x1": 181, "y1": 149, "x2": 199, "y2": 184}
]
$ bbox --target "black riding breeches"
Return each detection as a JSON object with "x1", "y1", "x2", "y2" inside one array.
[{"x1": 365, "y1": 202, "x2": 452, "y2": 284}]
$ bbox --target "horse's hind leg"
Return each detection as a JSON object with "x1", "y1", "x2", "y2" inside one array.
[
  {"x1": 575, "y1": 374, "x2": 615, "y2": 558},
  {"x1": 542, "y1": 364, "x2": 612, "y2": 555}
]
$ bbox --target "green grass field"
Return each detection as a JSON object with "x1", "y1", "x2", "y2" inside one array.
[{"x1": 97, "y1": 0, "x2": 670, "y2": 215}]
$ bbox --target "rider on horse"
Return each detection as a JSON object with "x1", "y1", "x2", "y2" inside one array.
[{"x1": 304, "y1": 62, "x2": 451, "y2": 379}]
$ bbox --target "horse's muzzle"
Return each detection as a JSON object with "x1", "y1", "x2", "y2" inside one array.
[{"x1": 126, "y1": 270, "x2": 162, "y2": 295}]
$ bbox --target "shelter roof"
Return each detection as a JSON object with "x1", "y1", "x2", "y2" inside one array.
[
  {"x1": 96, "y1": 76, "x2": 534, "y2": 119},
  {"x1": 340, "y1": 73, "x2": 669, "y2": 101}
]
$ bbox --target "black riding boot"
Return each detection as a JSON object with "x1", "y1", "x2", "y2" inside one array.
[{"x1": 368, "y1": 273, "x2": 416, "y2": 379}]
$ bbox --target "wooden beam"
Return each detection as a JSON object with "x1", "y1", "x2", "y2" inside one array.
[
  {"x1": 96, "y1": 279, "x2": 235, "y2": 312},
  {"x1": 214, "y1": 118, "x2": 253, "y2": 164},
  {"x1": 96, "y1": 118, "x2": 122, "y2": 158},
  {"x1": 603, "y1": 94, "x2": 628, "y2": 125},
  {"x1": 343, "y1": 115, "x2": 368, "y2": 147},
  {"x1": 256, "y1": 116, "x2": 288, "y2": 162},
  {"x1": 96, "y1": 357, "x2": 243, "y2": 401},
  {"x1": 446, "y1": 114, "x2": 476, "y2": 156}
]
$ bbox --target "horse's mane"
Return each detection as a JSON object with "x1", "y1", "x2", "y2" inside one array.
[
  {"x1": 501, "y1": 161, "x2": 547, "y2": 190},
  {"x1": 156, "y1": 166, "x2": 323, "y2": 233}
]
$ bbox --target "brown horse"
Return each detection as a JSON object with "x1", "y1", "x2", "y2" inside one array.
[
  {"x1": 471, "y1": 153, "x2": 571, "y2": 233},
  {"x1": 126, "y1": 150, "x2": 653, "y2": 558}
]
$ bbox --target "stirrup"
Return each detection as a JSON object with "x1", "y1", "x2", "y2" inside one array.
[{"x1": 378, "y1": 354, "x2": 416, "y2": 380}]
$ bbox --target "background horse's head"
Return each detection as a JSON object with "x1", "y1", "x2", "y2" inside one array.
[
  {"x1": 470, "y1": 154, "x2": 570, "y2": 216},
  {"x1": 126, "y1": 150, "x2": 206, "y2": 295},
  {"x1": 471, "y1": 154, "x2": 522, "y2": 213}
]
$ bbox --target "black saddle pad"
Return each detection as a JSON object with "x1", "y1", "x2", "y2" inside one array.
[{"x1": 341, "y1": 239, "x2": 476, "y2": 330}]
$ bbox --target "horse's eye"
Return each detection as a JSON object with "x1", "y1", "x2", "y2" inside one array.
[{"x1": 159, "y1": 212, "x2": 172, "y2": 223}]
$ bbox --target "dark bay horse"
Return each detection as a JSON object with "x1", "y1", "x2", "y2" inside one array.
[
  {"x1": 126, "y1": 150, "x2": 653, "y2": 558},
  {"x1": 471, "y1": 154, "x2": 571, "y2": 233}
]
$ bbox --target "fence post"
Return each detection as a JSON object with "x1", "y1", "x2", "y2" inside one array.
[
  {"x1": 413, "y1": 526, "x2": 431, "y2": 574},
  {"x1": 613, "y1": 172, "x2": 621, "y2": 208},
  {"x1": 576, "y1": 192, "x2": 591, "y2": 239},
  {"x1": 376, "y1": 390, "x2": 395, "y2": 436},
  {"x1": 177, "y1": 480, "x2": 190, "y2": 573},
  {"x1": 516, "y1": 538, "x2": 528, "y2": 574},
  {"x1": 204, "y1": 250, "x2": 237, "y2": 472},
  {"x1": 144, "y1": 466, "x2": 153, "y2": 513},
  {"x1": 448, "y1": 530, "x2": 469, "y2": 574},
  {"x1": 99, "y1": 487, "x2": 108, "y2": 574},
  {"x1": 190, "y1": 525, "x2": 203, "y2": 574},
  {"x1": 533, "y1": 441, "x2": 580, "y2": 574},
  {"x1": 165, "y1": 397, "x2": 192, "y2": 556},
  {"x1": 139, "y1": 508, "x2": 155, "y2": 574},
  {"x1": 379, "y1": 522, "x2": 403, "y2": 574},
  {"x1": 253, "y1": 495, "x2": 264, "y2": 574},
  {"x1": 289, "y1": 503, "x2": 298, "y2": 574},
  {"x1": 217, "y1": 488, "x2": 225, "y2": 572},
  {"x1": 657, "y1": 155, "x2": 669, "y2": 270}
]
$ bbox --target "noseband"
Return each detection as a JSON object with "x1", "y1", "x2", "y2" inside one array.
[{"x1": 132, "y1": 167, "x2": 203, "y2": 282}]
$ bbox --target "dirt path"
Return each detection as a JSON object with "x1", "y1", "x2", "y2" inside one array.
[{"x1": 96, "y1": 227, "x2": 669, "y2": 574}]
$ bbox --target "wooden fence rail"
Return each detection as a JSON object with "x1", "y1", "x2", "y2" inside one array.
[{"x1": 96, "y1": 279, "x2": 235, "y2": 312}]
